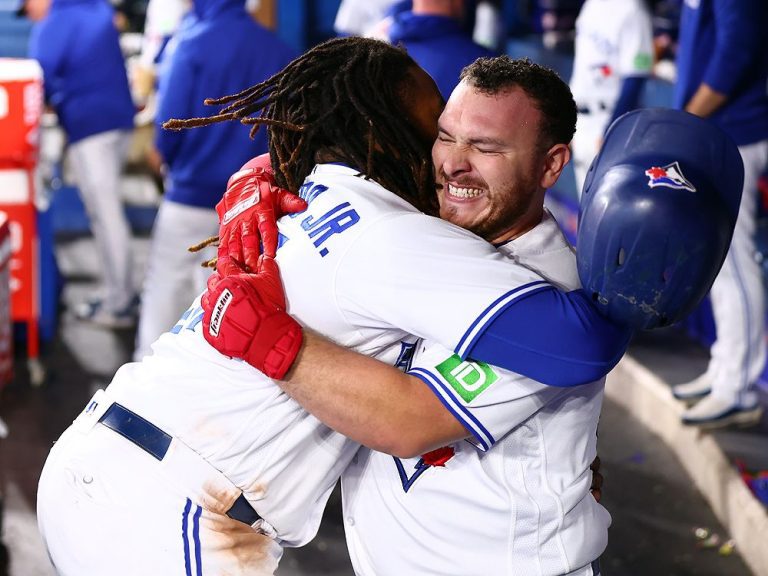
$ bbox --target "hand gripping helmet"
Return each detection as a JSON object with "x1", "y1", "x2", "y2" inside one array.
[{"x1": 577, "y1": 108, "x2": 744, "y2": 330}]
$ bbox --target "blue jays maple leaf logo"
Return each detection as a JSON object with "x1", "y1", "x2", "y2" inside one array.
[
  {"x1": 394, "y1": 446, "x2": 455, "y2": 493},
  {"x1": 644, "y1": 162, "x2": 696, "y2": 193}
]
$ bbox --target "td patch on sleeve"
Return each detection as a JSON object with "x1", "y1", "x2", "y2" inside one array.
[{"x1": 436, "y1": 355, "x2": 497, "y2": 403}]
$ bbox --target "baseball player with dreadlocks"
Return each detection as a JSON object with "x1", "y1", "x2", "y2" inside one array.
[{"x1": 37, "y1": 37, "x2": 634, "y2": 576}]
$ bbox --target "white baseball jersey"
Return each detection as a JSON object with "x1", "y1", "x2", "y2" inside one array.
[
  {"x1": 342, "y1": 210, "x2": 610, "y2": 576},
  {"x1": 569, "y1": 0, "x2": 653, "y2": 194},
  {"x1": 38, "y1": 164, "x2": 555, "y2": 575}
]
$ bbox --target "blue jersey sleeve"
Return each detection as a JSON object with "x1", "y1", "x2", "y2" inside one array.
[
  {"x1": 155, "y1": 44, "x2": 196, "y2": 166},
  {"x1": 465, "y1": 288, "x2": 633, "y2": 387},
  {"x1": 331, "y1": 205, "x2": 630, "y2": 389},
  {"x1": 28, "y1": 18, "x2": 70, "y2": 107},
  {"x1": 704, "y1": 0, "x2": 763, "y2": 95}
]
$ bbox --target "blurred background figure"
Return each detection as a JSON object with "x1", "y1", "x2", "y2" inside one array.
[
  {"x1": 23, "y1": 0, "x2": 138, "y2": 329},
  {"x1": 671, "y1": 0, "x2": 768, "y2": 429},
  {"x1": 386, "y1": 0, "x2": 496, "y2": 99},
  {"x1": 131, "y1": 0, "x2": 189, "y2": 109},
  {"x1": 132, "y1": 0, "x2": 295, "y2": 361},
  {"x1": 332, "y1": 0, "x2": 506, "y2": 95},
  {"x1": 333, "y1": 0, "x2": 407, "y2": 39},
  {"x1": 569, "y1": 0, "x2": 654, "y2": 196},
  {"x1": 649, "y1": 0, "x2": 682, "y2": 79},
  {"x1": 531, "y1": 0, "x2": 583, "y2": 52},
  {"x1": 472, "y1": 0, "x2": 504, "y2": 51}
]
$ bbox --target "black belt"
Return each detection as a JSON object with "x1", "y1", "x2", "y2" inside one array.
[{"x1": 98, "y1": 402, "x2": 261, "y2": 526}]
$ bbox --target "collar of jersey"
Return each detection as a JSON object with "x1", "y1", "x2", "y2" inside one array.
[
  {"x1": 492, "y1": 209, "x2": 556, "y2": 252},
  {"x1": 311, "y1": 162, "x2": 364, "y2": 177}
]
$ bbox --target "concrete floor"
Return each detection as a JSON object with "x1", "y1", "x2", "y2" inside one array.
[{"x1": 0, "y1": 231, "x2": 764, "y2": 576}]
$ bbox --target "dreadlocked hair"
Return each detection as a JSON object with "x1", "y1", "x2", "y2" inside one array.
[{"x1": 164, "y1": 36, "x2": 438, "y2": 216}]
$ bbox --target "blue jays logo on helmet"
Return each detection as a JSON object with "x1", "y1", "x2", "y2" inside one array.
[
  {"x1": 577, "y1": 108, "x2": 744, "y2": 330},
  {"x1": 645, "y1": 162, "x2": 696, "y2": 193}
]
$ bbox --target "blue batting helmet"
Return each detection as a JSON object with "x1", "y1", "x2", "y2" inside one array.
[{"x1": 577, "y1": 108, "x2": 744, "y2": 330}]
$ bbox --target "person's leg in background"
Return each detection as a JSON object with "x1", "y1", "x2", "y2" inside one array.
[
  {"x1": 133, "y1": 200, "x2": 217, "y2": 361},
  {"x1": 67, "y1": 129, "x2": 136, "y2": 327},
  {"x1": 675, "y1": 139, "x2": 768, "y2": 427}
]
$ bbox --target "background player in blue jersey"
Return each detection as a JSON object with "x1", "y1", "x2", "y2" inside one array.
[
  {"x1": 25, "y1": 0, "x2": 137, "y2": 328},
  {"x1": 133, "y1": 0, "x2": 296, "y2": 361},
  {"x1": 386, "y1": 0, "x2": 495, "y2": 99},
  {"x1": 670, "y1": 0, "x2": 768, "y2": 429}
]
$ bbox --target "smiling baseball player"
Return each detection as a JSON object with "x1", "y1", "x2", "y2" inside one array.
[{"x1": 339, "y1": 106, "x2": 744, "y2": 576}]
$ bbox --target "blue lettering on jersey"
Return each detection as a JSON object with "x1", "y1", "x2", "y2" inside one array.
[
  {"x1": 391, "y1": 341, "x2": 453, "y2": 492},
  {"x1": 301, "y1": 202, "x2": 360, "y2": 257},
  {"x1": 170, "y1": 306, "x2": 193, "y2": 334},
  {"x1": 394, "y1": 341, "x2": 416, "y2": 372},
  {"x1": 295, "y1": 181, "x2": 328, "y2": 207},
  {"x1": 394, "y1": 446, "x2": 455, "y2": 492},
  {"x1": 186, "y1": 309, "x2": 204, "y2": 332},
  {"x1": 394, "y1": 457, "x2": 433, "y2": 492},
  {"x1": 170, "y1": 304, "x2": 204, "y2": 334}
]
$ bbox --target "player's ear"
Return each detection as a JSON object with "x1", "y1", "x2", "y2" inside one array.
[{"x1": 541, "y1": 143, "x2": 570, "y2": 189}]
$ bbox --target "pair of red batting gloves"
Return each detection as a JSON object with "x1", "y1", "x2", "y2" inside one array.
[{"x1": 202, "y1": 154, "x2": 308, "y2": 379}]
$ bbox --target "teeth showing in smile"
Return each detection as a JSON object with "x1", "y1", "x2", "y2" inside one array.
[{"x1": 448, "y1": 184, "x2": 482, "y2": 198}]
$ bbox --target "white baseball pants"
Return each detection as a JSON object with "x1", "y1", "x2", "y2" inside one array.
[
  {"x1": 37, "y1": 393, "x2": 282, "y2": 575},
  {"x1": 67, "y1": 129, "x2": 134, "y2": 312},
  {"x1": 706, "y1": 139, "x2": 768, "y2": 405}
]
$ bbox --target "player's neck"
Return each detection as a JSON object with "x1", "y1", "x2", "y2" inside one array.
[
  {"x1": 490, "y1": 206, "x2": 545, "y2": 245},
  {"x1": 315, "y1": 149, "x2": 363, "y2": 172}
]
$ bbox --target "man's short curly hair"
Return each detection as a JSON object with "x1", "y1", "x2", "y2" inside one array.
[{"x1": 460, "y1": 56, "x2": 577, "y2": 150}]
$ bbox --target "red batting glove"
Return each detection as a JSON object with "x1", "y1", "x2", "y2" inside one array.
[
  {"x1": 202, "y1": 256, "x2": 303, "y2": 379},
  {"x1": 216, "y1": 153, "x2": 307, "y2": 276}
]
